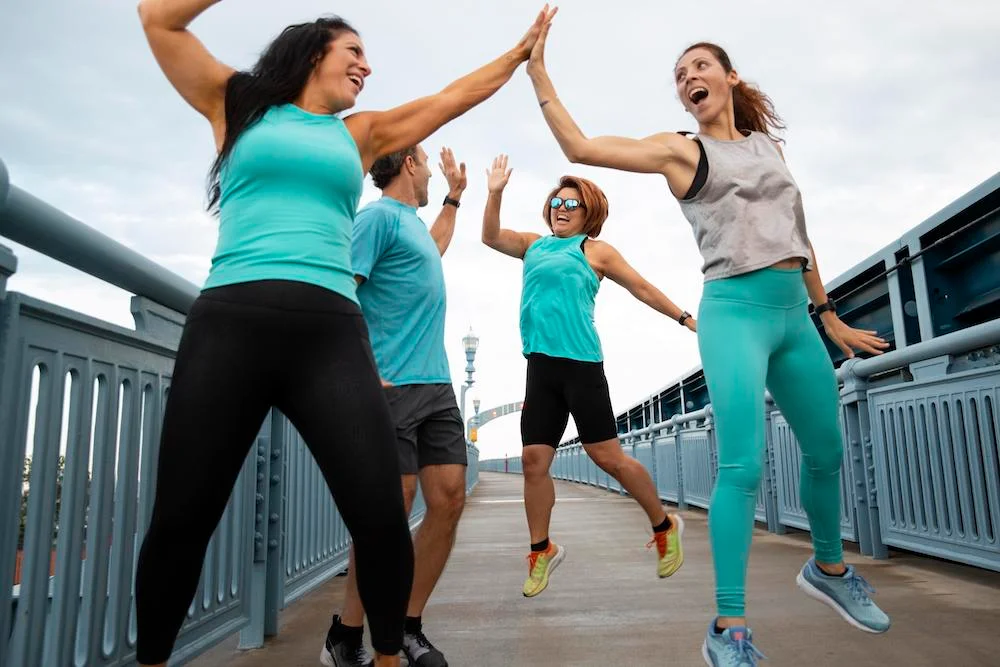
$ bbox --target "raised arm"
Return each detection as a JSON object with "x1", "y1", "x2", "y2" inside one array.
[
  {"x1": 524, "y1": 22, "x2": 695, "y2": 177},
  {"x1": 594, "y1": 242, "x2": 696, "y2": 331},
  {"x1": 137, "y1": 0, "x2": 234, "y2": 139},
  {"x1": 344, "y1": 6, "x2": 557, "y2": 173},
  {"x1": 429, "y1": 147, "x2": 467, "y2": 256},
  {"x1": 481, "y1": 155, "x2": 540, "y2": 259}
]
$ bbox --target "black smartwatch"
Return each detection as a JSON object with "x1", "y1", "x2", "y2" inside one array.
[
  {"x1": 443, "y1": 196, "x2": 461, "y2": 208},
  {"x1": 815, "y1": 298, "x2": 837, "y2": 316},
  {"x1": 678, "y1": 311, "x2": 691, "y2": 326}
]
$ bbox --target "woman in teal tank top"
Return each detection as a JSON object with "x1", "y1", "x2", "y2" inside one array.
[
  {"x1": 482, "y1": 153, "x2": 696, "y2": 598},
  {"x1": 134, "y1": 3, "x2": 556, "y2": 666},
  {"x1": 525, "y1": 23, "x2": 892, "y2": 666}
]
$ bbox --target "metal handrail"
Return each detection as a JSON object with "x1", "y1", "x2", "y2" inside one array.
[{"x1": 0, "y1": 157, "x2": 200, "y2": 314}]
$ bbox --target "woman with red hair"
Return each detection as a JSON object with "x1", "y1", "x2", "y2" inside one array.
[{"x1": 481, "y1": 154, "x2": 695, "y2": 599}]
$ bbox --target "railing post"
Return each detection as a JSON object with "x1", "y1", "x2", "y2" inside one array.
[
  {"x1": 839, "y1": 358, "x2": 887, "y2": 559},
  {"x1": 239, "y1": 409, "x2": 287, "y2": 648},
  {"x1": 672, "y1": 415, "x2": 687, "y2": 510},
  {"x1": 763, "y1": 399, "x2": 783, "y2": 534},
  {"x1": 0, "y1": 243, "x2": 15, "y2": 300}
]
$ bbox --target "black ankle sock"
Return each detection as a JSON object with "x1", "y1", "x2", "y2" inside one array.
[
  {"x1": 331, "y1": 615, "x2": 363, "y2": 641},
  {"x1": 405, "y1": 616, "x2": 422, "y2": 633},
  {"x1": 531, "y1": 538, "x2": 550, "y2": 552},
  {"x1": 653, "y1": 515, "x2": 673, "y2": 533},
  {"x1": 818, "y1": 564, "x2": 848, "y2": 578},
  {"x1": 714, "y1": 622, "x2": 724, "y2": 634}
]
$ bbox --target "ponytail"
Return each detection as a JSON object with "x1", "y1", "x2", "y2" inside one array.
[{"x1": 732, "y1": 79, "x2": 785, "y2": 143}]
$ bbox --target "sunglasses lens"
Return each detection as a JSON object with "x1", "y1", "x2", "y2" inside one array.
[
  {"x1": 565, "y1": 199, "x2": 580, "y2": 210},
  {"x1": 550, "y1": 197, "x2": 563, "y2": 209}
]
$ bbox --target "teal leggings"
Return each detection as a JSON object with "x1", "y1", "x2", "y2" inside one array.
[{"x1": 698, "y1": 267, "x2": 844, "y2": 618}]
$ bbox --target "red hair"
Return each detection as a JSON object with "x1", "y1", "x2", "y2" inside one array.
[{"x1": 542, "y1": 176, "x2": 609, "y2": 238}]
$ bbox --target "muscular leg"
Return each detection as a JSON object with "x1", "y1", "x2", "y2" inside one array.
[
  {"x1": 583, "y1": 439, "x2": 666, "y2": 525},
  {"x1": 408, "y1": 464, "x2": 466, "y2": 616},
  {"x1": 522, "y1": 445, "x2": 557, "y2": 544}
]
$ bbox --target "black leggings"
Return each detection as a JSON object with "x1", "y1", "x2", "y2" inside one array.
[{"x1": 134, "y1": 280, "x2": 413, "y2": 664}]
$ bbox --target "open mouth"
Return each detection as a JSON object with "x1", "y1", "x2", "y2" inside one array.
[
  {"x1": 689, "y1": 87, "x2": 708, "y2": 105},
  {"x1": 555, "y1": 214, "x2": 570, "y2": 223},
  {"x1": 347, "y1": 75, "x2": 364, "y2": 94}
]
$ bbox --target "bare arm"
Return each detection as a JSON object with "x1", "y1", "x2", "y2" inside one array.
[
  {"x1": 430, "y1": 148, "x2": 467, "y2": 256},
  {"x1": 524, "y1": 24, "x2": 693, "y2": 176},
  {"x1": 137, "y1": 0, "x2": 234, "y2": 142},
  {"x1": 345, "y1": 7, "x2": 557, "y2": 173},
  {"x1": 481, "y1": 155, "x2": 540, "y2": 259},
  {"x1": 596, "y1": 242, "x2": 696, "y2": 331}
]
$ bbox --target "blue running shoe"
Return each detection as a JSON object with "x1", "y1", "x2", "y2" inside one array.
[
  {"x1": 796, "y1": 558, "x2": 890, "y2": 633},
  {"x1": 702, "y1": 619, "x2": 766, "y2": 666}
]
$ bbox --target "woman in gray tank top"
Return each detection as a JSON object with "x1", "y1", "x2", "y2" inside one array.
[{"x1": 523, "y1": 25, "x2": 892, "y2": 667}]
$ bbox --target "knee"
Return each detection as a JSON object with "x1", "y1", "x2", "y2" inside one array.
[
  {"x1": 592, "y1": 452, "x2": 627, "y2": 478},
  {"x1": 522, "y1": 451, "x2": 552, "y2": 480},
  {"x1": 717, "y1": 459, "x2": 764, "y2": 493},
  {"x1": 803, "y1": 442, "x2": 844, "y2": 477},
  {"x1": 426, "y1": 482, "x2": 466, "y2": 522}
]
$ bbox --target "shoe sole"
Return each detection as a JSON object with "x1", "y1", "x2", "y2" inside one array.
[
  {"x1": 700, "y1": 640, "x2": 716, "y2": 666},
  {"x1": 523, "y1": 544, "x2": 566, "y2": 597},
  {"x1": 319, "y1": 646, "x2": 335, "y2": 667},
  {"x1": 795, "y1": 570, "x2": 889, "y2": 634},
  {"x1": 658, "y1": 514, "x2": 685, "y2": 578}
]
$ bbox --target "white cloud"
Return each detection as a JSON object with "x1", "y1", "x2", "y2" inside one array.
[{"x1": 2, "y1": 0, "x2": 999, "y2": 463}]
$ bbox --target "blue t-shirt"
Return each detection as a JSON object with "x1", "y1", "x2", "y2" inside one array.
[{"x1": 352, "y1": 196, "x2": 451, "y2": 385}]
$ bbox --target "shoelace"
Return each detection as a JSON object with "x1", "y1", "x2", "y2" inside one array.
[
  {"x1": 408, "y1": 629, "x2": 433, "y2": 650},
  {"x1": 645, "y1": 530, "x2": 667, "y2": 557},
  {"x1": 845, "y1": 571, "x2": 876, "y2": 604},
  {"x1": 526, "y1": 551, "x2": 545, "y2": 577},
  {"x1": 725, "y1": 635, "x2": 766, "y2": 666}
]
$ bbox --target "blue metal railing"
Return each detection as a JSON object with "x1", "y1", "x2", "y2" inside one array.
[{"x1": 0, "y1": 156, "x2": 480, "y2": 666}]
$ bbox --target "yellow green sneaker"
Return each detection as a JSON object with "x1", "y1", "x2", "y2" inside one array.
[
  {"x1": 522, "y1": 542, "x2": 566, "y2": 597},
  {"x1": 647, "y1": 513, "x2": 685, "y2": 578}
]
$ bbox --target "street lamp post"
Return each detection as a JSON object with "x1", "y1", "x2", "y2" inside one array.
[
  {"x1": 459, "y1": 327, "x2": 479, "y2": 435},
  {"x1": 468, "y1": 397, "x2": 482, "y2": 442}
]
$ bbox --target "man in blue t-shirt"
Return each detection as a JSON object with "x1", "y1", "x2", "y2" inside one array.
[{"x1": 323, "y1": 144, "x2": 468, "y2": 667}]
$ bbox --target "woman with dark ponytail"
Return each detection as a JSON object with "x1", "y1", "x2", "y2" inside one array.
[
  {"x1": 525, "y1": 27, "x2": 891, "y2": 667},
  {"x1": 132, "y1": 2, "x2": 555, "y2": 666}
]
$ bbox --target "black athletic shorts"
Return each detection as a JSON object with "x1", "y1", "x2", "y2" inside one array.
[
  {"x1": 384, "y1": 383, "x2": 468, "y2": 474},
  {"x1": 520, "y1": 353, "x2": 618, "y2": 448}
]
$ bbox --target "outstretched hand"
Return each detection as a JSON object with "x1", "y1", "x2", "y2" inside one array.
[
  {"x1": 527, "y1": 7, "x2": 554, "y2": 72},
  {"x1": 823, "y1": 317, "x2": 890, "y2": 359},
  {"x1": 514, "y1": 5, "x2": 558, "y2": 62},
  {"x1": 439, "y1": 147, "x2": 467, "y2": 197},
  {"x1": 486, "y1": 154, "x2": 513, "y2": 194}
]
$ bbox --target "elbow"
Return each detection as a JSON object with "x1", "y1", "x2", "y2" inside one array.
[
  {"x1": 481, "y1": 233, "x2": 496, "y2": 248},
  {"x1": 564, "y1": 141, "x2": 594, "y2": 166}
]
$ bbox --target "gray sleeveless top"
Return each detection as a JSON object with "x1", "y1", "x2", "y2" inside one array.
[{"x1": 677, "y1": 131, "x2": 813, "y2": 281}]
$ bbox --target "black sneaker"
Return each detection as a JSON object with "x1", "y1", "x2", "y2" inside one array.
[
  {"x1": 402, "y1": 627, "x2": 448, "y2": 667},
  {"x1": 320, "y1": 616, "x2": 374, "y2": 667}
]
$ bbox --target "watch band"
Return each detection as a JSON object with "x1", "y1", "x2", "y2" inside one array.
[
  {"x1": 815, "y1": 298, "x2": 837, "y2": 316},
  {"x1": 443, "y1": 196, "x2": 460, "y2": 208},
  {"x1": 678, "y1": 311, "x2": 691, "y2": 326}
]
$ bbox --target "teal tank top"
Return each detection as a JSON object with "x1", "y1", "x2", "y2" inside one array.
[
  {"x1": 519, "y1": 234, "x2": 603, "y2": 362},
  {"x1": 204, "y1": 103, "x2": 364, "y2": 303}
]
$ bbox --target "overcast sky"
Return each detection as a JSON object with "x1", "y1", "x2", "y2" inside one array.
[{"x1": 2, "y1": 0, "x2": 999, "y2": 460}]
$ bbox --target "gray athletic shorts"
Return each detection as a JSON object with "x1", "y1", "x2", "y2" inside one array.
[{"x1": 383, "y1": 383, "x2": 468, "y2": 474}]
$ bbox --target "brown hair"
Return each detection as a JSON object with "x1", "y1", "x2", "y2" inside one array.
[
  {"x1": 542, "y1": 176, "x2": 609, "y2": 238},
  {"x1": 679, "y1": 42, "x2": 786, "y2": 143}
]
